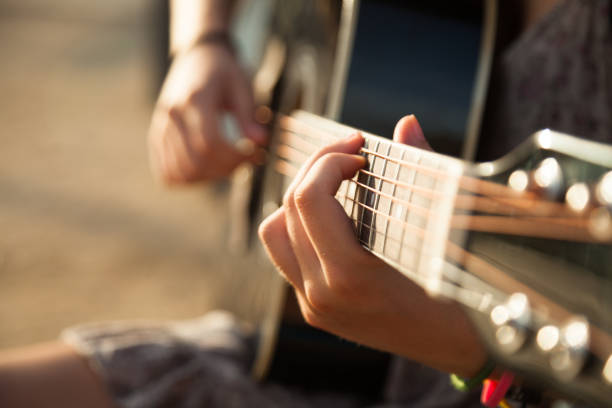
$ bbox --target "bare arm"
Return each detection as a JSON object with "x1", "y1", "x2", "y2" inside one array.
[{"x1": 0, "y1": 342, "x2": 116, "y2": 408}]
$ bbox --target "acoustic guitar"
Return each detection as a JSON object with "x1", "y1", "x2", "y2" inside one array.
[{"x1": 218, "y1": 0, "x2": 612, "y2": 406}]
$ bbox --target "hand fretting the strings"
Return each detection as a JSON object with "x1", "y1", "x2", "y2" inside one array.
[{"x1": 270, "y1": 110, "x2": 612, "y2": 367}]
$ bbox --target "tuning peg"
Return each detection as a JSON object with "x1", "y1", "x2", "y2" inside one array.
[
  {"x1": 508, "y1": 169, "x2": 530, "y2": 192},
  {"x1": 595, "y1": 170, "x2": 612, "y2": 207},
  {"x1": 565, "y1": 182, "x2": 591, "y2": 213},
  {"x1": 536, "y1": 324, "x2": 560, "y2": 352},
  {"x1": 532, "y1": 157, "x2": 564, "y2": 199},
  {"x1": 588, "y1": 206, "x2": 612, "y2": 242},
  {"x1": 604, "y1": 355, "x2": 612, "y2": 385},
  {"x1": 542, "y1": 317, "x2": 590, "y2": 382},
  {"x1": 490, "y1": 293, "x2": 531, "y2": 354}
]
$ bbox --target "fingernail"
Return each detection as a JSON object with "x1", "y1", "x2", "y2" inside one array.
[
  {"x1": 235, "y1": 138, "x2": 256, "y2": 155},
  {"x1": 346, "y1": 132, "x2": 362, "y2": 141}
]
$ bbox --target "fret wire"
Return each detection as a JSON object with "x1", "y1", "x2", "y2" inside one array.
[
  {"x1": 280, "y1": 118, "x2": 604, "y2": 350},
  {"x1": 351, "y1": 205, "x2": 507, "y2": 297},
  {"x1": 375, "y1": 141, "x2": 393, "y2": 256},
  {"x1": 279, "y1": 117, "x2": 529, "y2": 199},
  {"x1": 274, "y1": 158, "x2": 437, "y2": 220},
  {"x1": 415, "y1": 157, "x2": 438, "y2": 283},
  {"x1": 351, "y1": 202, "x2": 508, "y2": 311},
  {"x1": 275, "y1": 155, "x2": 573, "y2": 221},
  {"x1": 279, "y1": 125, "x2": 448, "y2": 180},
  {"x1": 277, "y1": 116, "x2": 612, "y2": 353},
  {"x1": 398, "y1": 152, "x2": 421, "y2": 270},
  {"x1": 370, "y1": 140, "x2": 390, "y2": 248},
  {"x1": 355, "y1": 220, "x2": 423, "y2": 258},
  {"x1": 275, "y1": 157, "x2": 580, "y2": 228},
  {"x1": 351, "y1": 179, "x2": 430, "y2": 218},
  {"x1": 366, "y1": 140, "x2": 380, "y2": 248},
  {"x1": 354, "y1": 235, "x2": 504, "y2": 313},
  {"x1": 342, "y1": 195, "x2": 425, "y2": 238},
  {"x1": 275, "y1": 139, "x2": 446, "y2": 200},
  {"x1": 383, "y1": 147, "x2": 405, "y2": 259},
  {"x1": 357, "y1": 169, "x2": 449, "y2": 199}
]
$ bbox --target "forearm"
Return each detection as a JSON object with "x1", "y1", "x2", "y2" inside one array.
[
  {"x1": 0, "y1": 342, "x2": 116, "y2": 408},
  {"x1": 169, "y1": 0, "x2": 237, "y2": 55}
]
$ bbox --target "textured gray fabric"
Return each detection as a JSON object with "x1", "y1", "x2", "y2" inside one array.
[{"x1": 480, "y1": 0, "x2": 612, "y2": 159}]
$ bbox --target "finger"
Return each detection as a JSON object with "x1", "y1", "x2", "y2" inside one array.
[
  {"x1": 258, "y1": 208, "x2": 304, "y2": 294},
  {"x1": 183, "y1": 103, "x2": 249, "y2": 175},
  {"x1": 280, "y1": 134, "x2": 365, "y2": 289},
  {"x1": 161, "y1": 123, "x2": 183, "y2": 185},
  {"x1": 147, "y1": 110, "x2": 171, "y2": 183},
  {"x1": 228, "y1": 73, "x2": 266, "y2": 144},
  {"x1": 392, "y1": 114, "x2": 432, "y2": 151},
  {"x1": 166, "y1": 108, "x2": 205, "y2": 182},
  {"x1": 294, "y1": 153, "x2": 368, "y2": 268},
  {"x1": 284, "y1": 133, "x2": 364, "y2": 206}
]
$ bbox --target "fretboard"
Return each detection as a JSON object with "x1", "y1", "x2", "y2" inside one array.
[{"x1": 275, "y1": 110, "x2": 465, "y2": 295}]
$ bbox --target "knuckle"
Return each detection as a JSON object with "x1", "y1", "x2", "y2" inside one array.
[
  {"x1": 293, "y1": 183, "x2": 317, "y2": 214},
  {"x1": 282, "y1": 189, "x2": 295, "y2": 210},
  {"x1": 185, "y1": 89, "x2": 205, "y2": 106},
  {"x1": 301, "y1": 306, "x2": 325, "y2": 330},
  {"x1": 324, "y1": 264, "x2": 364, "y2": 303},
  {"x1": 192, "y1": 139, "x2": 212, "y2": 157},
  {"x1": 304, "y1": 281, "x2": 333, "y2": 315},
  {"x1": 327, "y1": 275, "x2": 355, "y2": 302},
  {"x1": 157, "y1": 169, "x2": 177, "y2": 186},
  {"x1": 257, "y1": 216, "x2": 274, "y2": 244},
  {"x1": 166, "y1": 105, "x2": 181, "y2": 118}
]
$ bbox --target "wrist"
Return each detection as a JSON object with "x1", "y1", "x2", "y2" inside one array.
[
  {"x1": 184, "y1": 30, "x2": 235, "y2": 56},
  {"x1": 170, "y1": 0, "x2": 234, "y2": 55}
]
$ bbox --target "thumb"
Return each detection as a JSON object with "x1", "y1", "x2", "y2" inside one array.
[
  {"x1": 229, "y1": 74, "x2": 267, "y2": 144},
  {"x1": 393, "y1": 115, "x2": 432, "y2": 151}
]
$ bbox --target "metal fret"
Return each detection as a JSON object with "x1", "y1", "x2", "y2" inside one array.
[
  {"x1": 397, "y1": 151, "x2": 421, "y2": 272},
  {"x1": 359, "y1": 139, "x2": 380, "y2": 247},
  {"x1": 370, "y1": 140, "x2": 391, "y2": 249},
  {"x1": 383, "y1": 146, "x2": 405, "y2": 259}
]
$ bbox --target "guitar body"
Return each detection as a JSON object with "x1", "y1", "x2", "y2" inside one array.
[
  {"x1": 214, "y1": 1, "x2": 612, "y2": 405},
  {"x1": 224, "y1": 0, "x2": 498, "y2": 390}
]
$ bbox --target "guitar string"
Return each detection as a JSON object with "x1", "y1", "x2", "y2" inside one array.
[
  {"x1": 348, "y1": 201, "x2": 521, "y2": 321},
  {"x1": 277, "y1": 139, "x2": 583, "y2": 220},
  {"x1": 277, "y1": 129, "x2": 543, "y2": 215},
  {"x1": 279, "y1": 117, "x2": 599, "y2": 219},
  {"x1": 275, "y1": 143, "x2": 451, "y2": 202},
  {"x1": 277, "y1": 115, "x2": 523, "y2": 199},
  {"x1": 276, "y1": 164, "x2": 610, "y2": 333},
  {"x1": 276, "y1": 123, "x2": 597, "y2": 223},
  {"x1": 344, "y1": 193, "x2": 609, "y2": 355},
  {"x1": 270, "y1": 115, "x2": 612, "y2": 357},
  {"x1": 275, "y1": 152, "x2": 597, "y2": 243},
  {"x1": 276, "y1": 158, "x2": 600, "y2": 242}
]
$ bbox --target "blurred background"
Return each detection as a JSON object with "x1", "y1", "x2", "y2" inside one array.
[{"x1": 0, "y1": 0, "x2": 236, "y2": 348}]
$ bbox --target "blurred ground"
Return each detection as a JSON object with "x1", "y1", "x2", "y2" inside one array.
[{"x1": 0, "y1": 1, "x2": 243, "y2": 348}]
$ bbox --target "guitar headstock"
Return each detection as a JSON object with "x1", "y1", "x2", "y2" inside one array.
[{"x1": 460, "y1": 130, "x2": 612, "y2": 406}]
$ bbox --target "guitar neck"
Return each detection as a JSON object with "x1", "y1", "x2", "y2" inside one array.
[
  {"x1": 276, "y1": 110, "x2": 474, "y2": 296},
  {"x1": 269, "y1": 109, "x2": 612, "y2": 407}
]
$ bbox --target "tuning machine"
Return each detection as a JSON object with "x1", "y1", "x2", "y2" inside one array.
[
  {"x1": 585, "y1": 171, "x2": 612, "y2": 241},
  {"x1": 536, "y1": 317, "x2": 591, "y2": 382},
  {"x1": 533, "y1": 157, "x2": 565, "y2": 199},
  {"x1": 595, "y1": 171, "x2": 612, "y2": 207},
  {"x1": 490, "y1": 293, "x2": 531, "y2": 354},
  {"x1": 507, "y1": 157, "x2": 565, "y2": 200}
]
